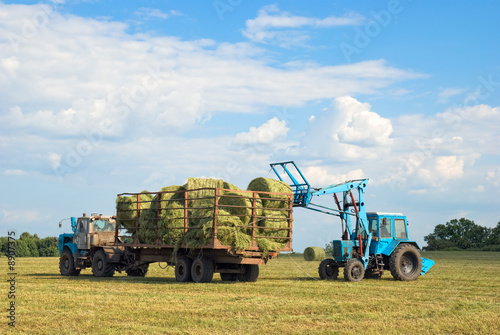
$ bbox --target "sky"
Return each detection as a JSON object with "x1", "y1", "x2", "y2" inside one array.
[{"x1": 1, "y1": 0, "x2": 499, "y2": 253}]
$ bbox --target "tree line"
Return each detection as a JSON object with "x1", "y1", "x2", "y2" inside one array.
[
  {"x1": 0, "y1": 232, "x2": 59, "y2": 257},
  {"x1": 424, "y1": 218, "x2": 500, "y2": 251}
]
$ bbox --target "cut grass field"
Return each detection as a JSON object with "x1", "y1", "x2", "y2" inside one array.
[{"x1": 1, "y1": 251, "x2": 499, "y2": 334}]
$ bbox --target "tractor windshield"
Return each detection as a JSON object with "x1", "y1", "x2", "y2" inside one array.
[{"x1": 93, "y1": 219, "x2": 115, "y2": 232}]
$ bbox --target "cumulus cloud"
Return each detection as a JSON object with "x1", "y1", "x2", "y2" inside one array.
[
  {"x1": 300, "y1": 96, "x2": 393, "y2": 161},
  {"x1": 243, "y1": 4, "x2": 364, "y2": 47},
  {"x1": 0, "y1": 3, "x2": 421, "y2": 140},
  {"x1": 434, "y1": 156, "x2": 464, "y2": 179},
  {"x1": 234, "y1": 117, "x2": 289, "y2": 144}
]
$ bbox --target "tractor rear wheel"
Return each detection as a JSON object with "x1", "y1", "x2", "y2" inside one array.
[
  {"x1": 59, "y1": 249, "x2": 80, "y2": 276},
  {"x1": 126, "y1": 264, "x2": 149, "y2": 277},
  {"x1": 237, "y1": 264, "x2": 259, "y2": 282},
  {"x1": 175, "y1": 256, "x2": 193, "y2": 282},
  {"x1": 191, "y1": 257, "x2": 214, "y2": 283},
  {"x1": 92, "y1": 249, "x2": 115, "y2": 277},
  {"x1": 389, "y1": 244, "x2": 422, "y2": 281},
  {"x1": 318, "y1": 259, "x2": 339, "y2": 280},
  {"x1": 344, "y1": 259, "x2": 365, "y2": 282}
]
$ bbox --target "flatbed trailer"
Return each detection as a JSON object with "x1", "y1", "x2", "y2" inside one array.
[{"x1": 59, "y1": 187, "x2": 293, "y2": 283}]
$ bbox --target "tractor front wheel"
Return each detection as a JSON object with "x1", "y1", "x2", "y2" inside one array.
[
  {"x1": 59, "y1": 249, "x2": 80, "y2": 276},
  {"x1": 389, "y1": 244, "x2": 422, "y2": 281},
  {"x1": 344, "y1": 259, "x2": 365, "y2": 282},
  {"x1": 318, "y1": 259, "x2": 339, "y2": 280}
]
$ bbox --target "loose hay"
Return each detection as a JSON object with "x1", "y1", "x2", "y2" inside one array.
[{"x1": 304, "y1": 246, "x2": 325, "y2": 261}]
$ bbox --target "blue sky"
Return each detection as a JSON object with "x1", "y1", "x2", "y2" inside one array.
[{"x1": 1, "y1": 0, "x2": 499, "y2": 252}]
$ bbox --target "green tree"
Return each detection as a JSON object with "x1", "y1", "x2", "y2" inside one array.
[
  {"x1": 424, "y1": 218, "x2": 493, "y2": 250},
  {"x1": 37, "y1": 237, "x2": 59, "y2": 257}
]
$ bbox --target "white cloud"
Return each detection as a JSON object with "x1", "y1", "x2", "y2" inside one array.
[
  {"x1": 438, "y1": 87, "x2": 466, "y2": 103},
  {"x1": 243, "y1": 5, "x2": 364, "y2": 47},
  {"x1": 134, "y1": 8, "x2": 180, "y2": 20},
  {"x1": 234, "y1": 117, "x2": 289, "y2": 144},
  {"x1": 301, "y1": 96, "x2": 393, "y2": 161},
  {"x1": 4, "y1": 169, "x2": 26, "y2": 175},
  {"x1": 434, "y1": 156, "x2": 464, "y2": 179},
  {"x1": 48, "y1": 153, "x2": 61, "y2": 169},
  {"x1": 0, "y1": 2, "x2": 420, "y2": 139}
]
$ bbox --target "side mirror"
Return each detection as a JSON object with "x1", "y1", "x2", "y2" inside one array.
[{"x1": 58, "y1": 221, "x2": 62, "y2": 228}]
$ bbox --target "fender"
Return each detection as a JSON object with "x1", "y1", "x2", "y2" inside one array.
[
  {"x1": 63, "y1": 242, "x2": 78, "y2": 257},
  {"x1": 381, "y1": 240, "x2": 420, "y2": 256}
]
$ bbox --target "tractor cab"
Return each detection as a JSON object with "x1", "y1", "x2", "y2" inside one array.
[{"x1": 366, "y1": 212, "x2": 415, "y2": 256}]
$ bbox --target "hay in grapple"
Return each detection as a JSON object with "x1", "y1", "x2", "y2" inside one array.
[
  {"x1": 116, "y1": 191, "x2": 154, "y2": 234},
  {"x1": 303, "y1": 246, "x2": 325, "y2": 261},
  {"x1": 247, "y1": 177, "x2": 292, "y2": 209}
]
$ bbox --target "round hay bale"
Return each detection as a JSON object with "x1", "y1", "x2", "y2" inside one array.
[
  {"x1": 247, "y1": 177, "x2": 292, "y2": 209},
  {"x1": 158, "y1": 202, "x2": 186, "y2": 245},
  {"x1": 258, "y1": 209, "x2": 291, "y2": 242},
  {"x1": 116, "y1": 191, "x2": 154, "y2": 234},
  {"x1": 218, "y1": 192, "x2": 253, "y2": 225},
  {"x1": 303, "y1": 246, "x2": 325, "y2": 261}
]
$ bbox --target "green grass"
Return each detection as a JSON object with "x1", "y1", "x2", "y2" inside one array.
[{"x1": 1, "y1": 252, "x2": 499, "y2": 334}]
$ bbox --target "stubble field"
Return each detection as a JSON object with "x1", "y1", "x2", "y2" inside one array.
[{"x1": 1, "y1": 251, "x2": 499, "y2": 334}]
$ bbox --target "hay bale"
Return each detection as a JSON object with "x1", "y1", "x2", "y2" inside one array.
[
  {"x1": 137, "y1": 208, "x2": 158, "y2": 244},
  {"x1": 256, "y1": 238, "x2": 286, "y2": 258},
  {"x1": 247, "y1": 177, "x2": 292, "y2": 209},
  {"x1": 157, "y1": 185, "x2": 186, "y2": 210},
  {"x1": 158, "y1": 202, "x2": 186, "y2": 245},
  {"x1": 303, "y1": 246, "x2": 325, "y2": 261},
  {"x1": 116, "y1": 191, "x2": 154, "y2": 234},
  {"x1": 258, "y1": 209, "x2": 291, "y2": 243}
]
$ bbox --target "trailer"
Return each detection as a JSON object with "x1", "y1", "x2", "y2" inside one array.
[{"x1": 58, "y1": 187, "x2": 293, "y2": 283}]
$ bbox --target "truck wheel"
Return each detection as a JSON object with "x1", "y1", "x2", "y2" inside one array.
[
  {"x1": 126, "y1": 264, "x2": 149, "y2": 277},
  {"x1": 237, "y1": 264, "x2": 259, "y2": 282},
  {"x1": 191, "y1": 257, "x2": 214, "y2": 283},
  {"x1": 318, "y1": 259, "x2": 339, "y2": 280},
  {"x1": 92, "y1": 249, "x2": 115, "y2": 277},
  {"x1": 389, "y1": 244, "x2": 422, "y2": 281},
  {"x1": 344, "y1": 259, "x2": 365, "y2": 282},
  {"x1": 60, "y1": 249, "x2": 80, "y2": 276},
  {"x1": 220, "y1": 273, "x2": 238, "y2": 282},
  {"x1": 175, "y1": 257, "x2": 193, "y2": 282}
]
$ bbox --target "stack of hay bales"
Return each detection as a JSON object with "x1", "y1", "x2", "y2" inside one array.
[{"x1": 115, "y1": 177, "x2": 293, "y2": 254}]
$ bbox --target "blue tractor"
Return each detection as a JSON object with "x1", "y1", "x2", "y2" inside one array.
[{"x1": 271, "y1": 161, "x2": 435, "y2": 282}]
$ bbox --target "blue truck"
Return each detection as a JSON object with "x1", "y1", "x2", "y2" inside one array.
[{"x1": 271, "y1": 161, "x2": 435, "y2": 282}]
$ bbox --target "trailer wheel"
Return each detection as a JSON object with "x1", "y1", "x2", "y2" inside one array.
[
  {"x1": 389, "y1": 244, "x2": 422, "y2": 281},
  {"x1": 344, "y1": 259, "x2": 365, "y2": 282},
  {"x1": 126, "y1": 264, "x2": 149, "y2": 277},
  {"x1": 237, "y1": 264, "x2": 259, "y2": 282},
  {"x1": 191, "y1": 257, "x2": 214, "y2": 283},
  {"x1": 175, "y1": 257, "x2": 193, "y2": 282},
  {"x1": 220, "y1": 273, "x2": 238, "y2": 282},
  {"x1": 92, "y1": 249, "x2": 115, "y2": 277},
  {"x1": 318, "y1": 259, "x2": 339, "y2": 280},
  {"x1": 59, "y1": 249, "x2": 80, "y2": 276}
]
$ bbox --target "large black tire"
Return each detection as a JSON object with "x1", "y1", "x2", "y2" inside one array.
[
  {"x1": 191, "y1": 257, "x2": 214, "y2": 283},
  {"x1": 59, "y1": 249, "x2": 80, "y2": 276},
  {"x1": 92, "y1": 249, "x2": 115, "y2": 277},
  {"x1": 344, "y1": 259, "x2": 365, "y2": 282},
  {"x1": 389, "y1": 244, "x2": 422, "y2": 281},
  {"x1": 175, "y1": 257, "x2": 193, "y2": 282},
  {"x1": 220, "y1": 273, "x2": 238, "y2": 282},
  {"x1": 126, "y1": 264, "x2": 149, "y2": 277},
  {"x1": 237, "y1": 264, "x2": 259, "y2": 282},
  {"x1": 318, "y1": 259, "x2": 339, "y2": 280}
]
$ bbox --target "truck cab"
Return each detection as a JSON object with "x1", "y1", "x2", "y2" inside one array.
[{"x1": 58, "y1": 213, "x2": 119, "y2": 276}]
